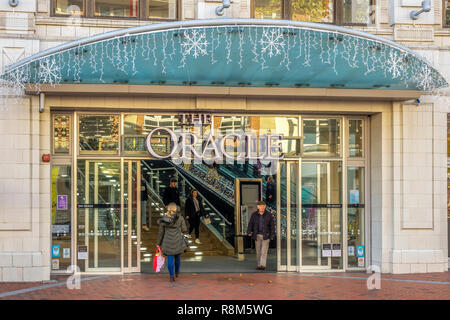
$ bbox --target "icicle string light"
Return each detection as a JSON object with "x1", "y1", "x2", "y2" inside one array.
[{"x1": 0, "y1": 25, "x2": 447, "y2": 107}]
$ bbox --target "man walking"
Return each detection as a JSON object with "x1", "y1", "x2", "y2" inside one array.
[
  {"x1": 162, "y1": 178, "x2": 181, "y2": 210},
  {"x1": 247, "y1": 200, "x2": 275, "y2": 270}
]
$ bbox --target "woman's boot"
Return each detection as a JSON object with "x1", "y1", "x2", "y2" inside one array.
[
  {"x1": 170, "y1": 276, "x2": 175, "y2": 282},
  {"x1": 175, "y1": 272, "x2": 179, "y2": 278}
]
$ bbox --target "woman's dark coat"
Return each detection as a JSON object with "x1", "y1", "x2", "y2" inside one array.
[
  {"x1": 185, "y1": 196, "x2": 207, "y2": 220},
  {"x1": 157, "y1": 215, "x2": 187, "y2": 255}
]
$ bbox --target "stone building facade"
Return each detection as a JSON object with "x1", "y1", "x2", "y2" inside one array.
[{"x1": 0, "y1": 0, "x2": 448, "y2": 281}]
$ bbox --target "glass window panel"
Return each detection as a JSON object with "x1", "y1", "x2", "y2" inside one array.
[
  {"x1": 254, "y1": 0, "x2": 282, "y2": 19},
  {"x1": 291, "y1": 0, "x2": 334, "y2": 23},
  {"x1": 302, "y1": 162, "x2": 342, "y2": 268},
  {"x1": 53, "y1": 114, "x2": 71, "y2": 154},
  {"x1": 54, "y1": 0, "x2": 84, "y2": 15},
  {"x1": 123, "y1": 114, "x2": 210, "y2": 155},
  {"x1": 79, "y1": 115, "x2": 119, "y2": 154},
  {"x1": 347, "y1": 167, "x2": 364, "y2": 268},
  {"x1": 343, "y1": 0, "x2": 371, "y2": 24},
  {"x1": 446, "y1": 0, "x2": 450, "y2": 26},
  {"x1": 348, "y1": 119, "x2": 363, "y2": 157},
  {"x1": 51, "y1": 165, "x2": 72, "y2": 271},
  {"x1": 280, "y1": 162, "x2": 287, "y2": 267},
  {"x1": 303, "y1": 118, "x2": 341, "y2": 157},
  {"x1": 148, "y1": 0, "x2": 177, "y2": 19},
  {"x1": 95, "y1": 0, "x2": 138, "y2": 17},
  {"x1": 290, "y1": 163, "x2": 299, "y2": 266}
]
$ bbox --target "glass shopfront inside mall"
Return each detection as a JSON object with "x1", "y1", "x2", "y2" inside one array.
[{"x1": 50, "y1": 112, "x2": 369, "y2": 273}]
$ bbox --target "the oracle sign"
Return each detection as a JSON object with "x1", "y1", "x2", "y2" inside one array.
[{"x1": 145, "y1": 127, "x2": 284, "y2": 162}]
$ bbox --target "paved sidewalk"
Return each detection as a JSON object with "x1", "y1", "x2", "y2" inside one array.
[{"x1": 0, "y1": 272, "x2": 448, "y2": 300}]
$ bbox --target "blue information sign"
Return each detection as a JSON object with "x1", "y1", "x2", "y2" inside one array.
[
  {"x1": 356, "y1": 245, "x2": 365, "y2": 258},
  {"x1": 52, "y1": 244, "x2": 61, "y2": 258}
]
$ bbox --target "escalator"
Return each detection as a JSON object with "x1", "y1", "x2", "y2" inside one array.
[{"x1": 139, "y1": 160, "x2": 234, "y2": 269}]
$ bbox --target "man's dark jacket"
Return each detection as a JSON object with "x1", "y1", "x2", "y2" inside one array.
[
  {"x1": 246, "y1": 210, "x2": 275, "y2": 241},
  {"x1": 265, "y1": 181, "x2": 276, "y2": 204},
  {"x1": 162, "y1": 186, "x2": 180, "y2": 206},
  {"x1": 185, "y1": 196, "x2": 206, "y2": 219}
]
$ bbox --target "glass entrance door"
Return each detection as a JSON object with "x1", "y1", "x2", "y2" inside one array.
[
  {"x1": 301, "y1": 162, "x2": 342, "y2": 270},
  {"x1": 123, "y1": 160, "x2": 140, "y2": 272},
  {"x1": 76, "y1": 160, "x2": 141, "y2": 273},
  {"x1": 277, "y1": 161, "x2": 300, "y2": 271}
]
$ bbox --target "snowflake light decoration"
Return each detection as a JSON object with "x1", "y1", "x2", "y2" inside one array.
[
  {"x1": 259, "y1": 28, "x2": 286, "y2": 58},
  {"x1": 181, "y1": 29, "x2": 209, "y2": 58},
  {"x1": 385, "y1": 49, "x2": 406, "y2": 79},
  {"x1": 38, "y1": 57, "x2": 62, "y2": 85}
]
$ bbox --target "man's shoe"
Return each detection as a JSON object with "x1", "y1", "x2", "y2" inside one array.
[
  {"x1": 260, "y1": 266, "x2": 266, "y2": 271},
  {"x1": 170, "y1": 276, "x2": 175, "y2": 282},
  {"x1": 186, "y1": 234, "x2": 192, "y2": 239},
  {"x1": 256, "y1": 266, "x2": 262, "y2": 270},
  {"x1": 195, "y1": 238, "x2": 201, "y2": 244},
  {"x1": 142, "y1": 225, "x2": 150, "y2": 232}
]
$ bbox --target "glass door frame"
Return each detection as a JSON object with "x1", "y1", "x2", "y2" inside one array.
[
  {"x1": 299, "y1": 160, "x2": 342, "y2": 272},
  {"x1": 121, "y1": 159, "x2": 141, "y2": 273},
  {"x1": 74, "y1": 158, "x2": 141, "y2": 273},
  {"x1": 276, "y1": 159, "x2": 301, "y2": 272}
]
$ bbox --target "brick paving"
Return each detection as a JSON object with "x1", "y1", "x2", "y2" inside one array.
[{"x1": 0, "y1": 272, "x2": 449, "y2": 300}]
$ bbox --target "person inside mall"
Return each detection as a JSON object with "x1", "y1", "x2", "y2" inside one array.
[
  {"x1": 247, "y1": 200, "x2": 276, "y2": 270},
  {"x1": 163, "y1": 178, "x2": 181, "y2": 211},
  {"x1": 157, "y1": 202, "x2": 188, "y2": 282},
  {"x1": 185, "y1": 189, "x2": 209, "y2": 244}
]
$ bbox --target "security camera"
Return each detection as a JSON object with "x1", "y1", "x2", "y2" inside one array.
[{"x1": 410, "y1": 0, "x2": 431, "y2": 20}]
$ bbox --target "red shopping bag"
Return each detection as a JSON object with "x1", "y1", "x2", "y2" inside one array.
[{"x1": 153, "y1": 246, "x2": 165, "y2": 272}]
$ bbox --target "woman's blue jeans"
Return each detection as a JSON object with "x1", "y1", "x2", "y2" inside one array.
[{"x1": 167, "y1": 254, "x2": 181, "y2": 276}]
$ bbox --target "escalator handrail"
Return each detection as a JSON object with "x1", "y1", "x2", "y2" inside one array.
[
  {"x1": 173, "y1": 167, "x2": 233, "y2": 226},
  {"x1": 174, "y1": 164, "x2": 235, "y2": 206}
]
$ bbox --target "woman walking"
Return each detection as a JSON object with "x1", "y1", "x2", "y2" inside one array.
[
  {"x1": 156, "y1": 202, "x2": 187, "y2": 282},
  {"x1": 185, "y1": 189, "x2": 209, "y2": 244}
]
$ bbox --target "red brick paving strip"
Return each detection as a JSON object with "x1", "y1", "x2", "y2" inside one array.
[{"x1": 0, "y1": 272, "x2": 449, "y2": 300}]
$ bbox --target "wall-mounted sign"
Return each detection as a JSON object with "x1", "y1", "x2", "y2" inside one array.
[
  {"x1": 358, "y1": 257, "x2": 365, "y2": 267},
  {"x1": 356, "y1": 245, "x2": 365, "y2": 258},
  {"x1": 145, "y1": 128, "x2": 284, "y2": 162},
  {"x1": 52, "y1": 224, "x2": 70, "y2": 234},
  {"x1": 63, "y1": 248, "x2": 70, "y2": 259},
  {"x1": 52, "y1": 259, "x2": 59, "y2": 270},
  {"x1": 52, "y1": 244, "x2": 61, "y2": 258},
  {"x1": 348, "y1": 246, "x2": 355, "y2": 257},
  {"x1": 332, "y1": 243, "x2": 341, "y2": 257},
  {"x1": 322, "y1": 243, "x2": 332, "y2": 257},
  {"x1": 57, "y1": 195, "x2": 68, "y2": 210},
  {"x1": 349, "y1": 189, "x2": 360, "y2": 204},
  {"x1": 179, "y1": 113, "x2": 211, "y2": 126},
  {"x1": 78, "y1": 245, "x2": 88, "y2": 260}
]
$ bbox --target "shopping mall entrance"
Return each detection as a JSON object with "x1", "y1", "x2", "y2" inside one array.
[{"x1": 51, "y1": 113, "x2": 369, "y2": 274}]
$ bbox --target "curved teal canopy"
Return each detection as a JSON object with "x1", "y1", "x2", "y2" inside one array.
[{"x1": 1, "y1": 19, "x2": 448, "y2": 92}]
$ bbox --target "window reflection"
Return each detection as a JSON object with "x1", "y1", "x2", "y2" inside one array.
[
  {"x1": 148, "y1": 0, "x2": 177, "y2": 19},
  {"x1": 347, "y1": 167, "x2": 364, "y2": 268},
  {"x1": 53, "y1": 114, "x2": 70, "y2": 154},
  {"x1": 343, "y1": 0, "x2": 372, "y2": 24},
  {"x1": 55, "y1": 0, "x2": 84, "y2": 15},
  {"x1": 348, "y1": 119, "x2": 363, "y2": 157},
  {"x1": 303, "y1": 118, "x2": 341, "y2": 157},
  {"x1": 95, "y1": 0, "x2": 139, "y2": 17},
  {"x1": 79, "y1": 115, "x2": 119, "y2": 154},
  {"x1": 254, "y1": 0, "x2": 282, "y2": 19},
  {"x1": 291, "y1": 0, "x2": 334, "y2": 23}
]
